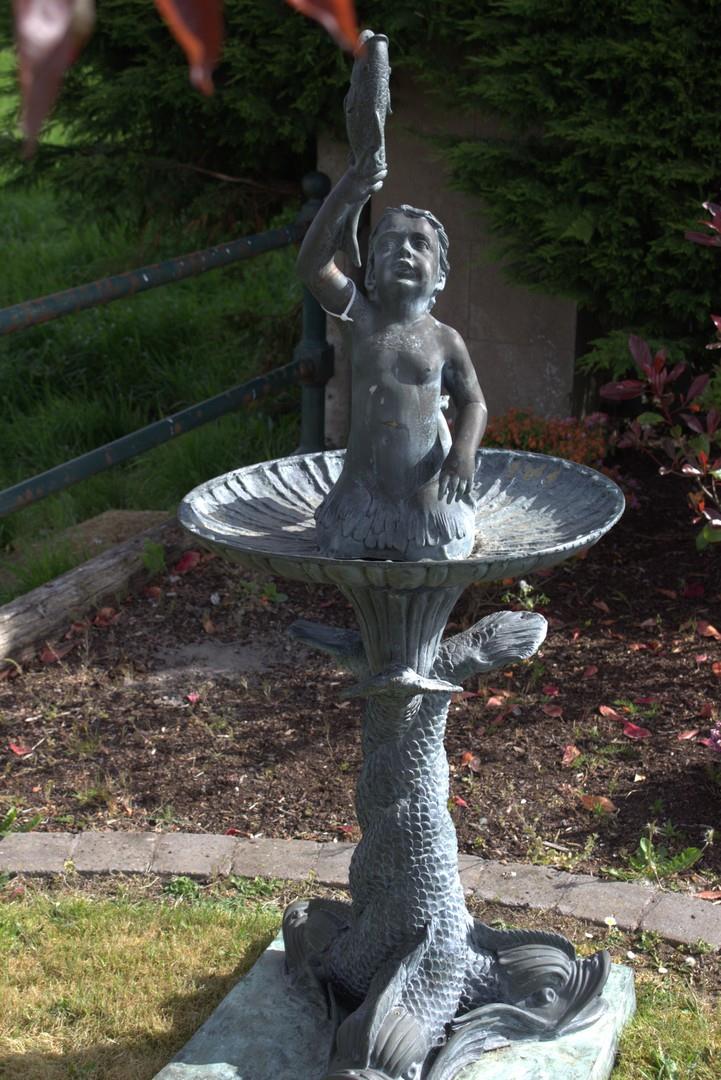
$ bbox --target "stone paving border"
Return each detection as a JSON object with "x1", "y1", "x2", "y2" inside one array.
[{"x1": 2, "y1": 831, "x2": 720, "y2": 949}]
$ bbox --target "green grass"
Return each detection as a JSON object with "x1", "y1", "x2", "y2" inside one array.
[
  {"x1": 616, "y1": 978, "x2": 720, "y2": 1079},
  {"x1": 0, "y1": 883, "x2": 280, "y2": 1079},
  {"x1": 0, "y1": 45, "x2": 303, "y2": 600},
  {"x1": 0, "y1": 94, "x2": 302, "y2": 597},
  {"x1": 0, "y1": 881, "x2": 719, "y2": 1079}
]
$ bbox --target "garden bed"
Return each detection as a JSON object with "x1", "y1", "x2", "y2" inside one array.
[{"x1": 1, "y1": 458, "x2": 720, "y2": 890}]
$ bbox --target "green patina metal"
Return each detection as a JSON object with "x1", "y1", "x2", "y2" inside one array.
[
  {"x1": 0, "y1": 172, "x2": 333, "y2": 518},
  {"x1": 0, "y1": 223, "x2": 307, "y2": 336},
  {"x1": 0, "y1": 360, "x2": 302, "y2": 519}
]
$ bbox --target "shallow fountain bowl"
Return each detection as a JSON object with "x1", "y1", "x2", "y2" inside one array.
[{"x1": 179, "y1": 449, "x2": 624, "y2": 591}]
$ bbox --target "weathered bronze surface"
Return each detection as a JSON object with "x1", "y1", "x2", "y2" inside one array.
[{"x1": 179, "y1": 30, "x2": 627, "y2": 1080}]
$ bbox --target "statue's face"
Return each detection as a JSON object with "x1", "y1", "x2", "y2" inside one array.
[{"x1": 369, "y1": 213, "x2": 444, "y2": 304}]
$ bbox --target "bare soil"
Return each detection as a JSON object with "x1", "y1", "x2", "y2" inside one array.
[{"x1": 1, "y1": 458, "x2": 720, "y2": 891}]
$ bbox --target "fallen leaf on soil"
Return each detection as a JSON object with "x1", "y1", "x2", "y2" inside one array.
[
  {"x1": 677, "y1": 729, "x2": 700, "y2": 741},
  {"x1": 696, "y1": 890, "x2": 721, "y2": 901},
  {"x1": 93, "y1": 607, "x2": 118, "y2": 628},
  {"x1": 459, "y1": 689, "x2": 483, "y2": 700},
  {"x1": 572, "y1": 628, "x2": 582, "y2": 641},
  {"x1": 639, "y1": 617, "x2": 658, "y2": 629},
  {"x1": 634, "y1": 696, "x2": 657, "y2": 705},
  {"x1": 712, "y1": 661, "x2": 721, "y2": 678},
  {"x1": 695, "y1": 653, "x2": 709, "y2": 663},
  {"x1": 592, "y1": 599, "x2": 611, "y2": 614},
  {"x1": 599, "y1": 705, "x2": 623, "y2": 721},
  {"x1": 579, "y1": 794, "x2": 617, "y2": 814},
  {"x1": 583, "y1": 665, "x2": 599, "y2": 678},
  {"x1": 144, "y1": 585, "x2": 162, "y2": 600},
  {"x1": 8, "y1": 741, "x2": 31, "y2": 756},
  {"x1": 453, "y1": 796, "x2": 468, "y2": 808},
  {"x1": 628, "y1": 642, "x2": 648, "y2": 652},
  {"x1": 656, "y1": 587, "x2": 677, "y2": 600},
  {"x1": 174, "y1": 551, "x2": 201, "y2": 575},
  {"x1": 561, "y1": 744, "x2": 581, "y2": 767},
  {"x1": 542, "y1": 704, "x2": 564, "y2": 718},
  {"x1": 486, "y1": 696, "x2": 507, "y2": 708},
  {"x1": 66, "y1": 620, "x2": 89, "y2": 637},
  {"x1": 698, "y1": 703, "x2": 714, "y2": 719},
  {"x1": 186, "y1": 692, "x2": 200, "y2": 705},
  {"x1": 697, "y1": 620, "x2": 721, "y2": 640},
  {"x1": 39, "y1": 642, "x2": 75, "y2": 664},
  {"x1": 461, "y1": 751, "x2": 481, "y2": 773},
  {"x1": 542, "y1": 683, "x2": 560, "y2": 696},
  {"x1": 225, "y1": 827, "x2": 242, "y2": 837},
  {"x1": 202, "y1": 613, "x2": 216, "y2": 634},
  {"x1": 622, "y1": 721, "x2": 652, "y2": 740}
]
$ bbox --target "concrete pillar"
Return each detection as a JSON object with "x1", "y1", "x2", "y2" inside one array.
[{"x1": 318, "y1": 73, "x2": 577, "y2": 446}]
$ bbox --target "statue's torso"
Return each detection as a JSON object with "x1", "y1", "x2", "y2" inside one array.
[{"x1": 346, "y1": 322, "x2": 446, "y2": 497}]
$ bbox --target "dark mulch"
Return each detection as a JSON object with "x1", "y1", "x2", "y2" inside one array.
[{"x1": 1, "y1": 456, "x2": 720, "y2": 889}]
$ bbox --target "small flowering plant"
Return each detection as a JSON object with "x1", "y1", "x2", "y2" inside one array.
[
  {"x1": 484, "y1": 408, "x2": 609, "y2": 467},
  {"x1": 600, "y1": 335, "x2": 721, "y2": 549}
]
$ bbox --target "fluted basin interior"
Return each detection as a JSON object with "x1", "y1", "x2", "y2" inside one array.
[{"x1": 179, "y1": 449, "x2": 624, "y2": 590}]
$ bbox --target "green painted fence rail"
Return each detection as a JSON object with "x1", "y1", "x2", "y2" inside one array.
[
  {"x1": 0, "y1": 222, "x2": 307, "y2": 337},
  {"x1": 0, "y1": 172, "x2": 333, "y2": 520}
]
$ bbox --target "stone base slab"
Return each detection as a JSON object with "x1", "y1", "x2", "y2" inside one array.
[{"x1": 154, "y1": 934, "x2": 635, "y2": 1080}]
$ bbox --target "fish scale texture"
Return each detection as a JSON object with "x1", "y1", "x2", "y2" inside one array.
[{"x1": 329, "y1": 688, "x2": 473, "y2": 1048}]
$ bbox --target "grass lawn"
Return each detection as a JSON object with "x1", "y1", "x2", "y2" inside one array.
[
  {"x1": 0, "y1": 877, "x2": 719, "y2": 1080},
  {"x1": 0, "y1": 876, "x2": 282, "y2": 1079},
  {"x1": 0, "y1": 47, "x2": 303, "y2": 602}
]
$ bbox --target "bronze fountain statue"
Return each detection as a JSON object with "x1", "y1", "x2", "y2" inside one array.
[
  {"x1": 300, "y1": 31, "x2": 485, "y2": 562},
  {"x1": 178, "y1": 30, "x2": 627, "y2": 1080}
]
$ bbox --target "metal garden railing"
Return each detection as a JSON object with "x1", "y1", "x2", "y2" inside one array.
[{"x1": 0, "y1": 171, "x2": 333, "y2": 520}]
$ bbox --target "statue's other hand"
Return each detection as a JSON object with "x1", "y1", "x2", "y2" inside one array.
[
  {"x1": 439, "y1": 451, "x2": 474, "y2": 503},
  {"x1": 339, "y1": 165, "x2": 387, "y2": 204}
]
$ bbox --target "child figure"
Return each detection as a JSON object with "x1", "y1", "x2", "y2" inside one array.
[{"x1": 297, "y1": 35, "x2": 487, "y2": 561}]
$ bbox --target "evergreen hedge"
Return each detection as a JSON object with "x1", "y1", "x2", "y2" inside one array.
[{"x1": 1, "y1": 1, "x2": 719, "y2": 373}]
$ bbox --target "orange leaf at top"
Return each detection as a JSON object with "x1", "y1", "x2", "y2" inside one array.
[
  {"x1": 697, "y1": 619, "x2": 721, "y2": 641},
  {"x1": 154, "y1": 0, "x2": 223, "y2": 95},
  {"x1": 285, "y1": 0, "x2": 360, "y2": 52},
  {"x1": 13, "y1": 0, "x2": 96, "y2": 146}
]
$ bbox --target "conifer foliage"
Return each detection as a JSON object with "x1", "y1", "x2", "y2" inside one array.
[
  {"x1": 436, "y1": 1, "x2": 721, "y2": 371},
  {"x1": 3, "y1": 1, "x2": 720, "y2": 373}
]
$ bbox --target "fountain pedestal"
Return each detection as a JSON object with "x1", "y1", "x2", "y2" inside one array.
[{"x1": 175, "y1": 448, "x2": 630, "y2": 1079}]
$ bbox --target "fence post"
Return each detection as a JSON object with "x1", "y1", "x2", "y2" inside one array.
[{"x1": 295, "y1": 172, "x2": 334, "y2": 454}]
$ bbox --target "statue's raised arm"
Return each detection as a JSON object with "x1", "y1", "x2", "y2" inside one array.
[
  {"x1": 305, "y1": 31, "x2": 486, "y2": 563},
  {"x1": 296, "y1": 30, "x2": 391, "y2": 319}
]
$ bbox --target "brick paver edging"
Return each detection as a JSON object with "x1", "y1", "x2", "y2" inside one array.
[{"x1": 1, "y1": 831, "x2": 719, "y2": 949}]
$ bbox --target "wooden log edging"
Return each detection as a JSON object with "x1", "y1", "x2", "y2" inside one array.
[{"x1": 0, "y1": 518, "x2": 192, "y2": 663}]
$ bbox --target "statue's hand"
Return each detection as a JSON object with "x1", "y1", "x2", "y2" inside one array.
[
  {"x1": 439, "y1": 449, "x2": 474, "y2": 502},
  {"x1": 338, "y1": 164, "x2": 387, "y2": 205}
]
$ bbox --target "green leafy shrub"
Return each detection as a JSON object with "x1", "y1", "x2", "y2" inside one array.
[
  {"x1": 0, "y1": 1, "x2": 349, "y2": 226},
  {"x1": 601, "y1": 335, "x2": 721, "y2": 549},
  {"x1": 437, "y1": 1, "x2": 721, "y2": 374}
]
